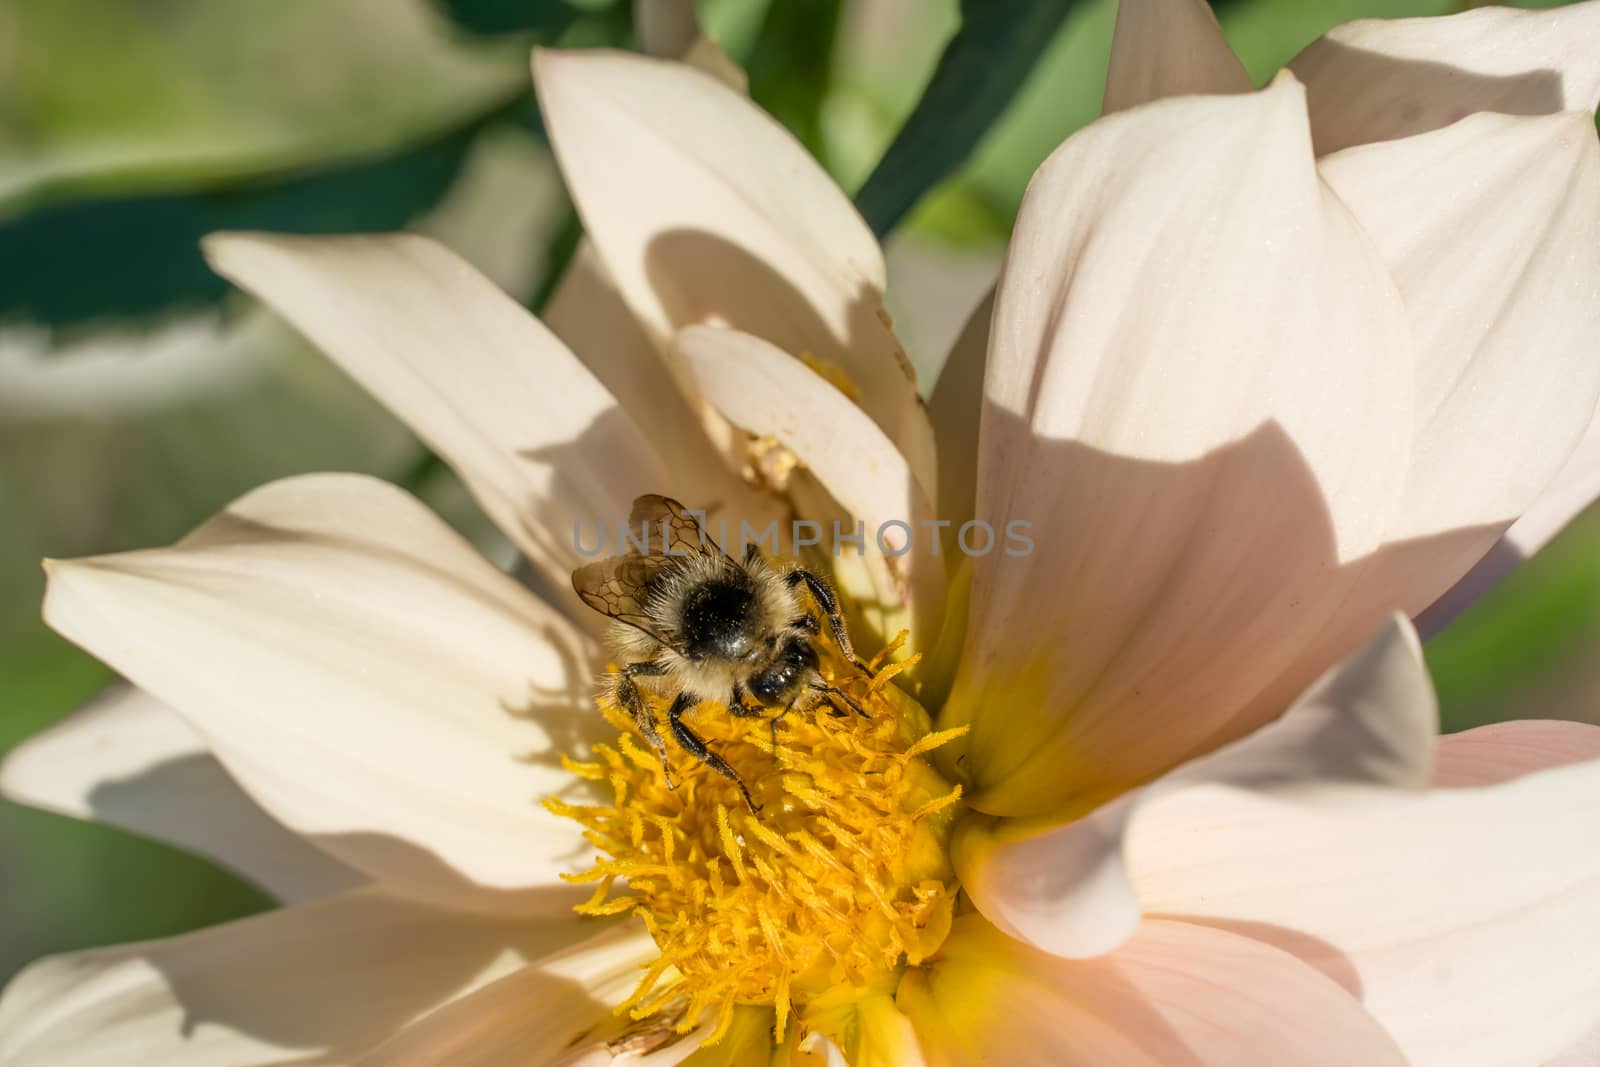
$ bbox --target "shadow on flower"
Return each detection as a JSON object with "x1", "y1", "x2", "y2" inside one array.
[{"x1": 944, "y1": 408, "x2": 1501, "y2": 822}]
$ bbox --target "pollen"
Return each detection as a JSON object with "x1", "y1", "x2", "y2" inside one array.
[{"x1": 547, "y1": 637, "x2": 966, "y2": 1048}]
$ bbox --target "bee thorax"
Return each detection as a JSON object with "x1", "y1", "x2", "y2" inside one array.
[{"x1": 678, "y1": 576, "x2": 762, "y2": 660}]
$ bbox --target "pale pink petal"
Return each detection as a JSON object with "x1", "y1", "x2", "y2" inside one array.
[
  {"x1": 1291, "y1": 1, "x2": 1600, "y2": 155},
  {"x1": 897, "y1": 915, "x2": 1405, "y2": 1066},
  {"x1": 1102, "y1": 0, "x2": 1251, "y2": 114},
  {"x1": 1130, "y1": 757, "x2": 1600, "y2": 1067},
  {"x1": 944, "y1": 75, "x2": 1413, "y2": 819},
  {"x1": 0, "y1": 888, "x2": 588, "y2": 1067},
  {"x1": 353, "y1": 923, "x2": 663, "y2": 1067},
  {"x1": 1432, "y1": 719, "x2": 1600, "y2": 787},
  {"x1": 1309, "y1": 112, "x2": 1600, "y2": 647},
  {"x1": 672, "y1": 325, "x2": 945, "y2": 652},
  {"x1": 42, "y1": 473, "x2": 601, "y2": 916},
  {"x1": 0, "y1": 684, "x2": 363, "y2": 904},
  {"x1": 532, "y1": 49, "x2": 936, "y2": 498},
  {"x1": 956, "y1": 616, "x2": 1432, "y2": 958},
  {"x1": 203, "y1": 231, "x2": 666, "y2": 615},
  {"x1": 1323, "y1": 111, "x2": 1600, "y2": 542},
  {"x1": 1550, "y1": 1018, "x2": 1600, "y2": 1067}
]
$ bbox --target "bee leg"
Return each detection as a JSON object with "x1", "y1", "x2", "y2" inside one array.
[
  {"x1": 768, "y1": 710, "x2": 787, "y2": 756},
  {"x1": 728, "y1": 681, "x2": 785, "y2": 763},
  {"x1": 787, "y1": 568, "x2": 872, "y2": 676},
  {"x1": 727, "y1": 681, "x2": 765, "y2": 718},
  {"x1": 808, "y1": 681, "x2": 869, "y2": 719},
  {"x1": 667, "y1": 691, "x2": 760, "y2": 814},
  {"x1": 618, "y1": 660, "x2": 675, "y2": 789}
]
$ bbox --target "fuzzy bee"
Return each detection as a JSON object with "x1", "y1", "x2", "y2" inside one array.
[{"x1": 572, "y1": 495, "x2": 871, "y2": 810}]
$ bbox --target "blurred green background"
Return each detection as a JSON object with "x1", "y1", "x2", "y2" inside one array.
[{"x1": 2, "y1": 0, "x2": 1596, "y2": 982}]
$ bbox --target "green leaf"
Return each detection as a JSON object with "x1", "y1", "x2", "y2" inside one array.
[
  {"x1": 0, "y1": 130, "x2": 480, "y2": 326},
  {"x1": 918, "y1": 0, "x2": 1465, "y2": 243},
  {"x1": 1427, "y1": 511, "x2": 1600, "y2": 732},
  {"x1": 436, "y1": 0, "x2": 578, "y2": 36},
  {"x1": 854, "y1": 0, "x2": 1084, "y2": 238},
  {"x1": 0, "y1": 0, "x2": 531, "y2": 219},
  {"x1": 746, "y1": 0, "x2": 846, "y2": 159}
]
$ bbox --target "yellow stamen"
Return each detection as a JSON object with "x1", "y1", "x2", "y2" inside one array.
[
  {"x1": 548, "y1": 635, "x2": 965, "y2": 1048},
  {"x1": 746, "y1": 433, "x2": 802, "y2": 491}
]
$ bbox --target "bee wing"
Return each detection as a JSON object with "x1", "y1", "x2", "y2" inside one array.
[
  {"x1": 629, "y1": 494, "x2": 723, "y2": 559},
  {"x1": 571, "y1": 553, "x2": 678, "y2": 645}
]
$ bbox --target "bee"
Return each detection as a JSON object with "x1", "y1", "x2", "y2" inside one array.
[{"x1": 572, "y1": 494, "x2": 871, "y2": 811}]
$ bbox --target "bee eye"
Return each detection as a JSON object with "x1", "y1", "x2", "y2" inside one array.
[{"x1": 749, "y1": 673, "x2": 782, "y2": 703}]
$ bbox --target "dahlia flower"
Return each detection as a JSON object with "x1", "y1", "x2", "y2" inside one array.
[{"x1": 6, "y1": 1, "x2": 1600, "y2": 1064}]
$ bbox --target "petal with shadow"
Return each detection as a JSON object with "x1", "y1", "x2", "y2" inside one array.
[
  {"x1": 1432, "y1": 719, "x2": 1600, "y2": 788},
  {"x1": 672, "y1": 325, "x2": 945, "y2": 654},
  {"x1": 353, "y1": 922, "x2": 661, "y2": 1067},
  {"x1": 533, "y1": 48, "x2": 936, "y2": 499},
  {"x1": 927, "y1": 289, "x2": 990, "y2": 535},
  {"x1": 945, "y1": 76, "x2": 1412, "y2": 819},
  {"x1": 0, "y1": 684, "x2": 363, "y2": 904},
  {"x1": 897, "y1": 915, "x2": 1405, "y2": 1067},
  {"x1": 955, "y1": 616, "x2": 1433, "y2": 959},
  {"x1": 1102, "y1": 0, "x2": 1251, "y2": 115},
  {"x1": 1310, "y1": 113, "x2": 1600, "y2": 640},
  {"x1": 1130, "y1": 754, "x2": 1600, "y2": 1066},
  {"x1": 1291, "y1": 1, "x2": 1600, "y2": 156},
  {"x1": 43, "y1": 473, "x2": 603, "y2": 916},
  {"x1": 544, "y1": 248, "x2": 790, "y2": 542},
  {"x1": 204, "y1": 231, "x2": 666, "y2": 618},
  {"x1": 0, "y1": 888, "x2": 589, "y2": 1067}
]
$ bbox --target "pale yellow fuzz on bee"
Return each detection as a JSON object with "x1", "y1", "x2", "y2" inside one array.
[{"x1": 546, "y1": 634, "x2": 966, "y2": 1050}]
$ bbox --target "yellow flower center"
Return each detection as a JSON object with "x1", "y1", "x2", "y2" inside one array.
[{"x1": 548, "y1": 639, "x2": 966, "y2": 1048}]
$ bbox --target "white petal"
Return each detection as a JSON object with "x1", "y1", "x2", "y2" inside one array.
[
  {"x1": 1130, "y1": 757, "x2": 1600, "y2": 1067},
  {"x1": 544, "y1": 246, "x2": 730, "y2": 499},
  {"x1": 672, "y1": 325, "x2": 945, "y2": 652},
  {"x1": 956, "y1": 615, "x2": 1434, "y2": 959},
  {"x1": 203, "y1": 231, "x2": 666, "y2": 613},
  {"x1": 1262, "y1": 111, "x2": 1600, "y2": 667},
  {"x1": 543, "y1": 246, "x2": 785, "y2": 539},
  {"x1": 927, "y1": 288, "x2": 991, "y2": 533},
  {"x1": 0, "y1": 888, "x2": 589, "y2": 1067},
  {"x1": 1322, "y1": 111, "x2": 1600, "y2": 541},
  {"x1": 898, "y1": 916, "x2": 1405, "y2": 1067},
  {"x1": 1291, "y1": 1, "x2": 1600, "y2": 156},
  {"x1": 532, "y1": 48, "x2": 937, "y2": 498},
  {"x1": 43, "y1": 473, "x2": 602, "y2": 915},
  {"x1": 0, "y1": 684, "x2": 363, "y2": 904},
  {"x1": 1102, "y1": 0, "x2": 1251, "y2": 114},
  {"x1": 1432, "y1": 719, "x2": 1600, "y2": 788},
  {"x1": 945, "y1": 75, "x2": 1413, "y2": 818},
  {"x1": 353, "y1": 923, "x2": 661, "y2": 1067},
  {"x1": 1550, "y1": 1018, "x2": 1600, "y2": 1067}
]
